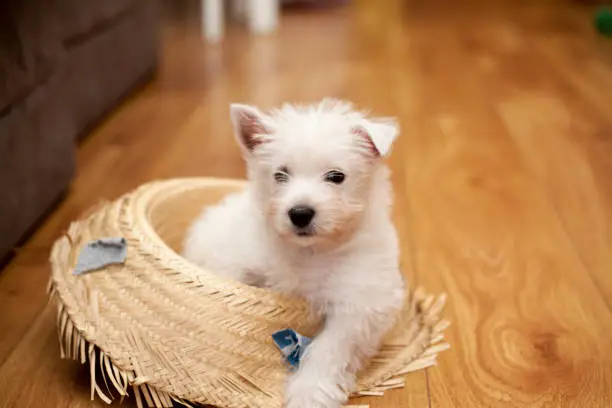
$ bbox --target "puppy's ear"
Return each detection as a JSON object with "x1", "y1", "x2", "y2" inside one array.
[
  {"x1": 229, "y1": 104, "x2": 274, "y2": 154},
  {"x1": 352, "y1": 118, "x2": 399, "y2": 158}
]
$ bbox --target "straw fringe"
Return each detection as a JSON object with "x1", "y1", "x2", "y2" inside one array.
[
  {"x1": 49, "y1": 279, "x2": 449, "y2": 408},
  {"x1": 48, "y1": 178, "x2": 451, "y2": 408},
  {"x1": 51, "y1": 286, "x2": 177, "y2": 407}
]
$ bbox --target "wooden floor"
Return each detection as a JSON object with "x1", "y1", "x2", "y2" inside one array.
[{"x1": 2, "y1": 0, "x2": 612, "y2": 406}]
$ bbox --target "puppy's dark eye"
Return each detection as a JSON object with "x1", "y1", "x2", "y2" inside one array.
[
  {"x1": 274, "y1": 167, "x2": 289, "y2": 183},
  {"x1": 324, "y1": 170, "x2": 345, "y2": 184}
]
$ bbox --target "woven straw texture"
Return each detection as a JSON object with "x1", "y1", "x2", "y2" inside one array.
[{"x1": 48, "y1": 177, "x2": 450, "y2": 408}]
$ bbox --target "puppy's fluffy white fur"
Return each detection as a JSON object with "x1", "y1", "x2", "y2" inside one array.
[{"x1": 182, "y1": 99, "x2": 405, "y2": 408}]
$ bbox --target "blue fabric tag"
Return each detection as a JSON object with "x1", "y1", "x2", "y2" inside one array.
[
  {"x1": 73, "y1": 237, "x2": 128, "y2": 275},
  {"x1": 272, "y1": 328, "x2": 312, "y2": 369}
]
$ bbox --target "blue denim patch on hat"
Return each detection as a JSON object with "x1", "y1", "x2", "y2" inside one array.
[
  {"x1": 73, "y1": 237, "x2": 127, "y2": 275},
  {"x1": 272, "y1": 328, "x2": 312, "y2": 369}
]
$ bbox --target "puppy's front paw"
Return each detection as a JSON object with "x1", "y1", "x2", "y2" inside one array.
[{"x1": 285, "y1": 371, "x2": 347, "y2": 408}]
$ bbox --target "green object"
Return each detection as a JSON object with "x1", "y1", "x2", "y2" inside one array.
[{"x1": 595, "y1": 7, "x2": 612, "y2": 36}]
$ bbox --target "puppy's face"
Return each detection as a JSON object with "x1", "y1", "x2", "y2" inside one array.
[{"x1": 230, "y1": 99, "x2": 398, "y2": 248}]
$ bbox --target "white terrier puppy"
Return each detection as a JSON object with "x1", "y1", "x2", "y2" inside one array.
[{"x1": 182, "y1": 99, "x2": 405, "y2": 408}]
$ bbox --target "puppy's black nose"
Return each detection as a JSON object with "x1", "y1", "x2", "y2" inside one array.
[{"x1": 288, "y1": 206, "x2": 316, "y2": 228}]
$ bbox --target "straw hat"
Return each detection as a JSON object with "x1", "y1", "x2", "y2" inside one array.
[{"x1": 48, "y1": 177, "x2": 450, "y2": 408}]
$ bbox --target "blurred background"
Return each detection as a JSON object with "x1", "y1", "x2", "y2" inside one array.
[
  {"x1": 2, "y1": 0, "x2": 612, "y2": 265},
  {"x1": 2, "y1": 0, "x2": 611, "y2": 266}
]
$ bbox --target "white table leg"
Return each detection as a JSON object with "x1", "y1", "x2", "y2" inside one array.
[
  {"x1": 202, "y1": 0, "x2": 224, "y2": 43},
  {"x1": 248, "y1": 0, "x2": 279, "y2": 34}
]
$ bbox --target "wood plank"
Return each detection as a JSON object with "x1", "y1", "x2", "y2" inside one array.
[
  {"x1": 401, "y1": 5, "x2": 612, "y2": 407},
  {"x1": 529, "y1": 35, "x2": 612, "y2": 308}
]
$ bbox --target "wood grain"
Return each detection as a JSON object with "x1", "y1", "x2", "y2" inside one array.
[
  {"x1": 2, "y1": 0, "x2": 612, "y2": 407},
  {"x1": 400, "y1": 1, "x2": 612, "y2": 406}
]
